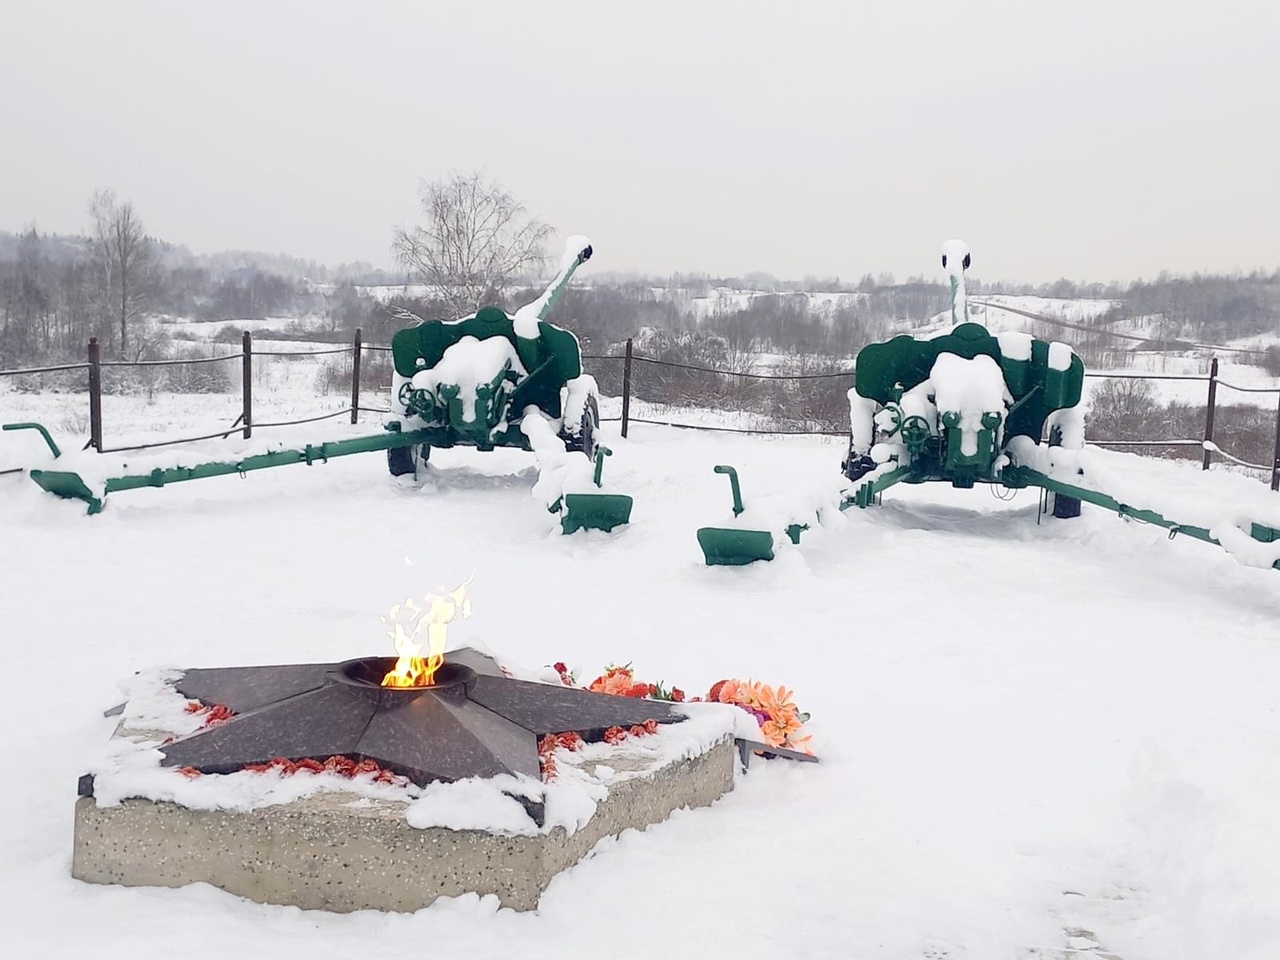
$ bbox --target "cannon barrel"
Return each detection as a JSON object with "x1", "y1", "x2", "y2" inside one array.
[
  {"x1": 513, "y1": 235, "x2": 593, "y2": 328},
  {"x1": 941, "y1": 238, "x2": 970, "y2": 325}
]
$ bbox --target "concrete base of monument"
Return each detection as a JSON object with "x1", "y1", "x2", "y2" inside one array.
[{"x1": 73, "y1": 735, "x2": 736, "y2": 913}]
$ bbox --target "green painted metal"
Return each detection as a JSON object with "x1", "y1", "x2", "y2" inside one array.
[
  {"x1": 697, "y1": 464, "x2": 778, "y2": 566},
  {"x1": 390, "y1": 246, "x2": 592, "y2": 428},
  {"x1": 28, "y1": 426, "x2": 436, "y2": 515},
  {"x1": 1251, "y1": 522, "x2": 1280, "y2": 543},
  {"x1": 847, "y1": 464, "x2": 912, "y2": 510},
  {"x1": 949, "y1": 275, "x2": 968, "y2": 324},
  {"x1": 560, "y1": 493, "x2": 634, "y2": 534},
  {"x1": 838, "y1": 459, "x2": 1280, "y2": 571},
  {"x1": 2, "y1": 422, "x2": 61, "y2": 459},
  {"x1": 27, "y1": 469, "x2": 105, "y2": 513},
  {"x1": 1003, "y1": 465, "x2": 1280, "y2": 569},
  {"x1": 592, "y1": 446, "x2": 611, "y2": 487},
  {"x1": 15, "y1": 244, "x2": 626, "y2": 531},
  {"x1": 829, "y1": 247, "x2": 1280, "y2": 573},
  {"x1": 1004, "y1": 465, "x2": 1219, "y2": 544},
  {"x1": 697, "y1": 527, "x2": 775, "y2": 566},
  {"x1": 714, "y1": 464, "x2": 746, "y2": 517},
  {"x1": 843, "y1": 255, "x2": 1084, "y2": 505},
  {"x1": 385, "y1": 244, "x2": 628, "y2": 533},
  {"x1": 853, "y1": 323, "x2": 1085, "y2": 460},
  {"x1": 854, "y1": 323, "x2": 996, "y2": 406},
  {"x1": 549, "y1": 444, "x2": 633, "y2": 534}
]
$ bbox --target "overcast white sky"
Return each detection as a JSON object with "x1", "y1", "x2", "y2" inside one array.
[{"x1": 4, "y1": 0, "x2": 1278, "y2": 284}]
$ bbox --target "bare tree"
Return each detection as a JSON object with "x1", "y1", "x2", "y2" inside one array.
[
  {"x1": 0, "y1": 227, "x2": 47, "y2": 360},
  {"x1": 392, "y1": 171, "x2": 552, "y2": 317},
  {"x1": 89, "y1": 188, "x2": 152, "y2": 356}
]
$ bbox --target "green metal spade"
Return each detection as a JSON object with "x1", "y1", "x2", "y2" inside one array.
[
  {"x1": 696, "y1": 465, "x2": 777, "y2": 566},
  {"x1": 557, "y1": 446, "x2": 634, "y2": 534}
]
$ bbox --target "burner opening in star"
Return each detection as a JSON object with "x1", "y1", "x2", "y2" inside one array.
[{"x1": 335, "y1": 656, "x2": 476, "y2": 695}]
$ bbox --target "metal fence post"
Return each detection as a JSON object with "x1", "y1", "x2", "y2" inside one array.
[
  {"x1": 87, "y1": 337, "x2": 103, "y2": 451},
  {"x1": 621, "y1": 337, "x2": 633, "y2": 438},
  {"x1": 350, "y1": 327, "x2": 362, "y2": 424},
  {"x1": 241, "y1": 330, "x2": 253, "y2": 440},
  {"x1": 1202, "y1": 356, "x2": 1218, "y2": 470},
  {"x1": 1272, "y1": 388, "x2": 1280, "y2": 492}
]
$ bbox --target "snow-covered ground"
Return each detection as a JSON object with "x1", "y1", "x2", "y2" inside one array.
[
  {"x1": 4, "y1": 399, "x2": 1280, "y2": 959},
  {"x1": 0, "y1": 356, "x2": 380, "y2": 462},
  {"x1": 1084, "y1": 355, "x2": 1277, "y2": 408},
  {"x1": 353, "y1": 282, "x2": 441, "y2": 303},
  {"x1": 977, "y1": 294, "x2": 1121, "y2": 324},
  {"x1": 957, "y1": 302, "x2": 1279, "y2": 409},
  {"x1": 155, "y1": 315, "x2": 334, "y2": 342}
]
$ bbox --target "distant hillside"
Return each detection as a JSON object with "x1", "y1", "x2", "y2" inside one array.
[{"x1": 3, "y1": 225, "x2": 1278, "y2": 374}]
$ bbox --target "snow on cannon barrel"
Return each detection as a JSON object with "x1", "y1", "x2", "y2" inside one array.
[{"x1": 385, "y1": 236, "x2": 633, "y2": 534}]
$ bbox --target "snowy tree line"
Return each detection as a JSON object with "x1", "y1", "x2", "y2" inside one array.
[
  {"x1": 4, "y1": 173, "x2": 1280, "y2": 375},
  {"x1": 7, "y1": 230, "x2": 1279, "y2": 374}
]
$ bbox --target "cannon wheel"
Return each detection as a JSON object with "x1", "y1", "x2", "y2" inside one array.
[
  {"x1": 899, "y1": 414, "x2": 932, "y2": 453},
  {"x1": 387, "y1": 443, "x2": 430, "y2": 478},
  {"x1": 842, "y1": 434, "x2": 876, "y2": 483},
  {"x1": 1047, "y1": 424, "x2": 1081, "y2": 519},
  {"x1": 563, "y1": 394, "x2": 599, "y2": 460}
]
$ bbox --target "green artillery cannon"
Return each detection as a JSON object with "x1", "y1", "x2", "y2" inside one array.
[
  {"x1": 841, "y1": 239, "x2": 1084, "y2": 507},
  {"x1": 699, "y1": 239, "x2": 1280, "y2": 569},
  {"x1": 11, "y1": 236, "x2": 629, "y2": 532},
  {"x1": 841, "y1": 323, "x2": 1085, "y2": 505},
  {"x1": 385, "y1": 236, "x2": 632, "y2": 533}
]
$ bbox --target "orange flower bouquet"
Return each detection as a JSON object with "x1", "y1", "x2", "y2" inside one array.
[
  {"x1": 707, "y1": 678, "x2": 813, "y2": 755},
  {"x1": 551, "y1": 660, "x2": 812, "y2": 757}
]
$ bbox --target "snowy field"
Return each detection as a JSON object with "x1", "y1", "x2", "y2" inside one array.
[
  {"x1": 962, "y1": 303, "x2": 1279, "y2": 409},
  {"x1": 139, "y1": 292, "x2": 1280, "y2": 414},
  {"x1": 4, "y1": 406, "x2": 1280, "y2": 959}
]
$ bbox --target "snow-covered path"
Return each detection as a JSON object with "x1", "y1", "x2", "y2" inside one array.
[{"x1": 2, "y1": 423, "x2": 1280, "y2": 959}]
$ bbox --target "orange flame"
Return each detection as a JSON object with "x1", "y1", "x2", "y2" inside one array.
[{"x1": 380, "y1": 579, "x2": 473, "y2": 687}]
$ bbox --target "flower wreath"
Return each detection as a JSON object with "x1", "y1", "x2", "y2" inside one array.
[{"x1": 551, "y1": 662, "x2": 813, "y2": 755}]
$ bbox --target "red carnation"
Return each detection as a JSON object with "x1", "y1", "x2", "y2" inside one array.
[{"x1": 324, "y1": 755, "x2": 357, "y2": 776}]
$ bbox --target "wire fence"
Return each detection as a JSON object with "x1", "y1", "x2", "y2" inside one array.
[
  {"x1": 0, "y1": 360, "x2": 90, "y2": 376},
  {"x1": 4, "y1": 331, "x2": 1280, "y2": 489},
  {"x1": 584, "y1": 341, "x2": 1280, "y2": 488},
  {"x1": 99, "y1": 353, "x2": 242, "y2": 368},
  {"x1": 254, "y1": 346, "x2": 352, "y2": 358}
]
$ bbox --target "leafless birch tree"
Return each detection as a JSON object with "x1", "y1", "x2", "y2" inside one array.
[
  {"x1": 392, "y1": 172, "x2": 551, "y2": 317},
  {"x1": 89, "y1": 188, "x2": 152, "y2": 356}
]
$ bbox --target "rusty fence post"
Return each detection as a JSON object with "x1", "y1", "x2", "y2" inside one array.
[
  {"x1": 621, "y1": 337, "x2": 633, "y2": 438},
  {"x1": 241, "y1": 330, "x2": 253, "y2": 440},
  {"x1": 1271, "y1": 389, "x2": 1280, "y2": 492},
  {"x1": 1202, "y1": 356, "x2": 1218, "y2": 470},
  {"x1": 87, "y1": 337, "x2": 103, "y2": 451},
  {"x1": 350, "y1": 327, "x2": 362, "y2": 424}
]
